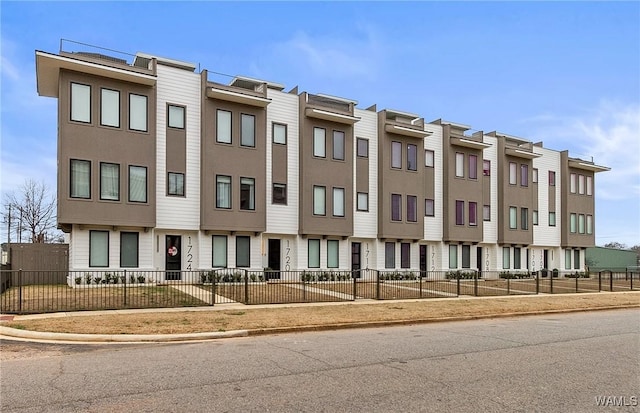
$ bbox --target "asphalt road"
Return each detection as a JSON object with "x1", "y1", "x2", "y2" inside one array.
[{"x1": 1, "y1": 309, "x2": 638, "y2": 412}]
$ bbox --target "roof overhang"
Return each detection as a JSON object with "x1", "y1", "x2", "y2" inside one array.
[
  {"x1": 36, "y1": 50, "x2": 156, "y2": 98},
  {"x1": 385, "y1": 124, "x2": 432, "y2": 139},
  {"x1": 207, "y1": 87, "x2": 271, "y2": 107},
  {"x1": 568, "y1": 159, "x2": 610, "y2": 172},
  {"x1": 451, "y1": 137, "x2": 492, "y2": 150},
  {"x1": 304, "y1": 108, "x2": 360, "y2": 124},
  {"x1": 505, "y1": 148, "x2": 542, "y2": 159}
]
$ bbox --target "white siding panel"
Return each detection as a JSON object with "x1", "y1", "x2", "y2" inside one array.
[
  {"x1": 353, "y1": 109, "x2": 378, "y2": 238},
  {"x1": 483, "y1": 135, "x2": 498, "y2": 243},
  {"x1": 156, "y1": 65, "x2": 201, "y2": 230},
  {"x1": 533, "y1": 147, "x2": 561, "y2": 246},
  {"x1": 424, "y1": 123, "x2": 443, "y2": 240}
]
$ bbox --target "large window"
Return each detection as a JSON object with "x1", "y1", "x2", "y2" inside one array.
[
  {"x1": 216, "y1": 175, "x2": 231, "y2": 209},
  {"x1": 533, "y1": 210, "x2": 539, "y2": 226},
  {"x1": 313, "y1": 127, "x2": 326, "y2": 157},
  {"x1": 357, "y1": 192, "x2": 369, "y2": 212},
  {"x1": 425, "y1": 150, "x2": 434, "y2": 167},
  {"x1": 455, "y1": 153, "x2": 464, "y2": 177},
  {"x1": 101, "y1": 88, "x2": 120, "y2": 127},
  {"x1": 212, "y1": 235, "x2": 227, "y2": 267},
  {"x1": 333, "y1": 131, "x2": 345, "y2": 160},
  {"x1": 313, "y1": 186, "x2": 326, "y2": 215},
  {"x1": 216, "y1": 110, "x2": 232, "y2": 143},
  {"x1": 521, "y1": 208, "x2": 529, "y2": 230},
  {"x1": 129, "y1": 93, "x2": 148, "y2": 132},
  {"x1": 483, "y1": 205, "x2": 491, "y2": 221},
  {"x1": 455, "y1": 200, "x2": 464, "y2": 225},
  {"x1": 483, "y1": 159, "x2": 491, "y2": 176},
  {"x1": 565, "y1": 250, "x2": 572, "y2": 270},
  {"x1": 71, "y1": 83, "x2": 91, "y2": 123},
  {"x1": 391, "y1": 141, "x2": 402, "y2": 168},
  {"x1": 100, "y1": 162, "x2": 120, "y2": 201},
  {"x1": 168, "y1": 105, "x2": 185, "y2": 129},
  {"x1": 502, "y1": 247, "x2": 510, "y2": 269},
  {"x1": 236, "y1": 236, "x2": 250, "y2": 268},
  {"x1": 578, "y1": 214, "x2": 585, "y2": 234},
  {"x1": 70, "y1": 159, "x2": 91, "y2": 199},
  {"x1": 521, "y1": 164, "x2": 528, "y2": 187},
  {"x1": 391, "y1": 194, "x2": 402, "y2": 221},
  {"x1": 570, "y1": 173, "x2": 577, "y2": 193},
  {"x1": 168, "y1": 172, "x2": 185, "y2": 197},
  {"x1": 407, "y1": 195, "x2": 417, "y2": 222},
  {"x1": 273, "y1": 183, "x2": 287, "y2": 205},
  {"x1": 462, "y1": 245, "x2": 471, "y2": 269},
  {"x1": 578, "y1": 175, "x2": 585, "y2": 195},
  {"x1": 425, "y1": 199, "x2": 434, "y2": 217},
  {"x1": 385, "y1": 242, "x2": 395, "y2": 269},
  {"x1": 240, "y1": 178, "x2": 255, "y2": 210},
  {"x1": 549, "y1": 212, "x2": 556, "y2": 227},
  {"x1": 509, "y1": 206, "x2": 517, "y2": 229},
  {"x1": 333, "y1": 187, "x2": 345, "y2": 217},
  {"x1": 89, "y1": 231, "x2": 109, "y2": 267},
  {"x1": 129, "y1": 166, "x2": 147, "y2": 203},
  {"x1": 449, "y1": 245, "x2": 458, "y2": 269},
  {"x1": 574, "y1": 249, "x2": 580, "y2": 270},
  {"x1": 327, "y1": 240, "x2": 339, "y2": 268},
  {"x1": 587, "y1": 215, "x2": 593, "y2": 234},
  {"x1": 469, "y1": 202, "x2": 477, "y2": 226},
  {"x1": 509, "y1": 162, "x2": 517, "y2": 185},
  {"x1": 586, "y1": 176, "x2": 593, "y2": 196},
  {"x1": 308, "y1": 239, "x2": 320, "y2": 268},
  {"x1": 549, "y1": 171, "x2": 556, "y2": 186},
  {"x1": 469, "y1": 155, "x2": 477, "y2": 179},
  {"x1": 241, "y1": 113, "x2": 255, "y2": 147},
  {"x1": 570, "y1": 213, "x2": 577, "y2": 233},
  {"x1": 401, "y1": 243, "x2": 410, "y2": 269},
  {"x1": 514, "y1": 247, "x2": 521, "y2": 270},
  {"x1": 407, "y1": 144, "x2": 417, "y2": 171},
  {"x1": 357, "y1": 138, "x2": 369, "y2": 158},
  {"x1": 120, "y1": 232, "x2": 139, "y2": 268},
  {"x1": 273, "y1": 123, "x2": 287, "y2": 144},
  {"x1": 532, "y1": 168, "x2": 538, "y2": 183}
]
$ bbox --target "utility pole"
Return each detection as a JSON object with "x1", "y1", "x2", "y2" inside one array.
[{"x1": 6, "y1": 204, "x2": 11, "y2": 245}]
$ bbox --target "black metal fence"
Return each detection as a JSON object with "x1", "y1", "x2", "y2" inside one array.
[{"x1": 1, "y1": 268, "x2": 638, "y2": 314}]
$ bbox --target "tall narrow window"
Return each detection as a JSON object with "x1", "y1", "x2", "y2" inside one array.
[
  {"x1": 391, "y1": 194, "x2": 402, "y2": 221},
  {"x1": 212, "y1": 235, "x2": 228, "y2": 267},
  {"x1": 509, "y1": 206, "x2": 517, "y2": 229},
  {"x1": 168, "y1": 172, "x2": 185, "y2": 196},
  {"x1": 574, "y1": 249, "x2": 580, "y2": 270},
  {"x1": 89, "y1": 231, "x2": 109, "y2": 267},
  {"x1": 357, "y1": 192, "x2": 369, "y2": 212},
  {"x1": 236, "y1": 236, "x2": 250, "y2": 267},
  {"x1": 313, "y1": 127, "x2": 326, "y2": 157},
  {"x1": 71, "y1": 83, "x2": 91, "y2": 123},
  {"x1": 168, "y1": 105, "x2": 185, "y2": 129},
  {"x1": 469, "y1": 202, "x2": 477, "y2": 226},
  {"x1": 532, "y1": 168, "x2": 538, "y2": 183},
  {"x1": 586, "y1": 176, "x2": 593, "y2": 196},
  {"x1": 425, "y1": 150, "x2": 434, "y2": 167},
  {"x1": 240, "y1": 177, "x2": 255, "y2": 210},
  {"x1": 425, "y1": 199, "x2": 434, "y2": 217},
  {"x1": 407, "y1": 195, "x2": 417, "y2": 222},
  {"x1": 357, "y1": 138, "x2": 369, "y2": 158},
  {"x1": 313, "y1": 186, "x2": 326, "y2": 215},
  {"x1": 565, "y1": 250, "x2": 572, "y2": 270},
  {"x1": 502, "y1": 247, "x2": 510, "y2": 269},
  {"x1": 549, "y1": 212, "x2": 556, "y2": 227},
  {"x1": 391, "y1": 141, "x2": 402, "y2": 168},
  {"x1": 570, "y1": 213, "x2": 577, "y2": 233},
  {"x1": 578, "y1": 175, "x2": 585, "y2": 195},
  {"x1": 273, "y1": 123, "x2": 287, "y2": 144},
  {"x1": 462, "y1": 245, "x2": 471, "y2": 269},
  {"x1": 333, "y1": 187, "x2": 345, "y2": 217},
  {"x1": 129, "y1": 165, "x2": 147, "y2": 203},
  {"x1": 549, "y1": 171, "x2": 556, "y2": 186},
  {"x1": 570, "y1": 173, "x2": 577, "y2": 193},
  {"x1": 241, "y1": 113, "x2": 255, "y2": 147},
  {"x1": 509, "y1": 162, "x2": 517, "y2": 185},
  {"x1": 483, "y1": 205, "x2": 491, "y2": 221},
  {"x1": 129, "y1": 94, "x2": 148, "y2": 132},
  {"x1": 70, "y1": 159, "x2": 91, "y2": 199},
  {"x1": 101, "y1": 88, "x2": 120, "y2": 127},
  {"x1": 449, "y1": 245, "x2": 458, "y2": 269},
  {"x1": 587, "y1": 215, "x2": 593, "y2": 234},
  {"x1": 216, "y1": 110, "x2": 232, "y2": 143},
  {"x1": 120, "y1": 232, "x2": 139, "y2": 268},
  {"x1": 521, "y1": 164, "x2": 528, "y2": 187},
  {"x1": 332, "y1": 130, "x2": 345, "y2": 160},
  {"x1": 455, "y1": 153, "x2": 464, "y2": 177},
  {"x1": 385, "y1": 242, "x2": 395, "y2": 269},
  {"x1": 521, "y1": 208, "x2": 529, "y2": 230},
  {"x1": 483, "y1": 159, "x2": 491, "y2": 176},
  {"x1": 327, "y1": 240, "x2": 339, "y2": 268},
  {"x1": 401, "y1": 243, "x2": 410, "y2": 269},
  {"x1": 514, "y1": 247, "x2": 521, "y2": 270},
  {"x1": 273, "y1": 183, "x2": 287, "y2": 205},
  {"x1": 469, "y1": 155, "x2": 477, "y2": 179},
  {"x1": 533, "y1": 210, "x2": 539, "y2": 226},
  {"x1": 578, "y1": 214, "x2": 585, "y2": 234},
  {"x1": 100, "y1": 162, "x2": 120, "y2": 201},
  {"x1": 308, "y1": 239, "x2": 320, "y2": 268},
  {"x1": 216, "y1": 175, "x2": 231, "y2": 209},
  {"x1": 456, "y1": 200, "x2": 464, "y2": 225},
  {"x1": 407, "y1": 144, "x2": 417, "y2": 171}
]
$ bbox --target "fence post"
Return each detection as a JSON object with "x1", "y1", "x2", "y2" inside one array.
[
  {"x1": 212, "y1": 271, "x2": 216, "y2": 306},
  {"x1": 507, "y1": 274, "x2": 511, "y2": 295},
  {"x1": 123, "y1": 269, "x2": 127, "y2": 306},
  {"x1": 376, "y1": 270, "x2": 380, "y2": 300},
  {"x1": 535, "y1": 270, "x2": 539, "y2": 295},
  {"x1": 18, "y1": 269, "x2": 23, "y2": 314},
  {"x1": 598, "y1": 271, "x2": 602, "y2": 292},
  {"x1": 631, "y1": 271, "x2": 634, "y2": 291},
  {"x1": 419, "y1": 271, "x2": 423, "y2": 298},
  {"x1": 456, "y1": 272, "x2": 460, "y2": 297},
  {"x1": 626, "y1": 267, "x2": 629, "y2": 281},
  {"x1": 352, "y1": 270, "x2": 356, "y2": 301},
  {"x1": 575, "y1": 272, "x2": 579, "y2": 293},
  {"x1": 550, "y1": 271, "x2": 554, "y2": 294},
  {"x1": 244, "y1": 270, "x2": 249, "y2": 305},
  {"x1": 474, "y1": 270, "x2": 478, "y2": 297},
  {"x1": 609, "y1": 270, "x2": 613, "y2": 292}
]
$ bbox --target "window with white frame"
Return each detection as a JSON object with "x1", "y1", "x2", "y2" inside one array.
[
  {"x1": 578, "y1": 174, "x2": 585, "y2": 195},
  {"x1": 129, "y1": 93, "x2": 148, "y2": 132},
  {"x1": 120, "y1": 232, "x2": 139, "y2": 268},
  {"x1": 549, "y1": 212, "x2": 556, "y2": 227},
  {"x1": 212, "y1": 235, "x2": 227, "y2": 267},
  {"x1": 514, "y1": 247, "x2": 521, "y2": 270},
  {"x1": 509, "y1": 162, "x2": 517, "y2": 185},
  {"x1": 449, "y1": 245, "x2": 458, "y2": 269},
  {"x1": 241, "y1": 114, "x2": 255, "y2": 147},
  {"x1": 401, "y1": 243, "x2": 410, "y2": 269},
  {"x1": 333, "y1": 187, "x2": 345, "y2": 217},
  {"x1": 483, "y1": 205, "x2": 491, "y2": 221},
  {"x1": 570, "y1": 173, "x2": 577, "y2": 193},
  {"x1": 462, "y1": 245, "x2": 471, "y2": 269},
  {"x1": 578, "y1": 214, "x2": 585, "y2": 234},
  {"x1": 587, "y1": 214, "x2": 593, "y2": 234},
  {"x1": 71, "y1": 83, "x2": 91, "y2": 123},
  {"x1": 216, "y1": 175, "x2": 231, "y2": 209},
  {"x1": 100, "y1": 162, "x2": 120, "y2": 201},
  {"x1": 502, "y1": 247, "x2": 510, "y2": 269},
  {"x1": 273, "y1": 123, "x2": 287, "y2": 144},
  {"x1": 70, "y1": 159, "x2": 91, "y2": 199},
  {"x1": 586, "y1": 176, "x2": 593, "y2": 196},
  {"x1": 425, "y1": 199, "x2": 434, "y2": 217},
  {"x1": 313, "y1": 127, "x2": 326, "y2": 157},
  {"x1": 327, "y1": 240, "x2": 339, "y2": 268},
  {"x1": 533, "y1": 210, "x2": 539, "y2": 226},
  {"x1": 240, "y1": 177, "x2": 255, "y2": 210},
  {"x1": 532, "y1": 168, "x2": 538, "y2": 183},
  {"x1": 236, "y1": 236, "x2": 250, "y2": 267},
  {"x1": 129, "y1": 165, "x2": 147, "y2": 203},
  {"x1": 570, "y1": 213, "x2": 577, "y2": 233},
  {"x1": 216, "y1": 110, "x2": 232, "y2": 143},
  {"x1": 168, "y1": 172, "x2": 185, "y2": 196},
  {"x1": 455, "y1": 153, "x2": 464, "y2": 177},
  {"x1": 308, "y1": 239, "x2": 320, "y2": 268},
  {"x1": 425, "y1": 150, "x2": 434, "y2": 167},
  {"x1": 333, "y1": 130, "x2": 345, "y2": 160},
  {"x1": 89, "y1": 230, "x2": 109, "y2": 267},
  {"x1": 313, "y1": 186, "x2": 326, "y2": 215},
  {"x1": 357, "y1": 138, "x2": 368, "y2": 158},
  {"x1": 101, "y1": 88, "x2": 120, "y2": 127},
  {"x1": 565, "y1": 250, "x2": 572, "y2": 270},
  {"x1": 483, "y1": 159, "x2": 491, "y2": 176},
  {"x1": 391, "y1": 141, "x2": 402, "y2": 168},
  {"x1": 168, "y1": 104, "x2": 185, "y2": 129},
  {"x1": 385, "y1": 242, "x2": 395, "y2": 269},
  {"x1": 574, "y1": 249, "x2": 580, "y2": 270},
  {"x1": 509, "y1": 206, "x2": 517, "y2": 229},
  {"x1": 357, "y1": 192, "x2": 368, "y2": 212},
  {"x1": 521, "y1": 208, "x2": 528, "y2": 230},
  {"x1": 273, "y1": 183, "x2": 287, "y2": 205}
]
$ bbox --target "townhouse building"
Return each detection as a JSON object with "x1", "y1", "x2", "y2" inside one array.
[{"x1": 35, "y1": 42, "x2": 609, "y2": 278}]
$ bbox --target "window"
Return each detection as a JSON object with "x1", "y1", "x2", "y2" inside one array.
[
  {"x1": 469, "y1": 155, "x2": 477, "y2": 179},
  {"x1": 549, "y1": 212, "x2": 556, "y2": 227},
  {"x1": 327, "y1": 240, "x2": 339, "y2": 268},
  {"x1": 455, "y1": 200, "x2": 464, "y2": 225},
  {"x1": 407, "y1": 144, "x2": 417, "y2": 171},
  {"x1": 565, "y1": 250, "x2": 572, "y2": 270},
  {"x1": 70, "y1": 159, "x2": 91, "y2": 199},
  {"x1": 391, "y1": 141, "x2": 402, "y2": 168},
  {"x1": 273, "y1": 123, "x2": 287, "y2": 144},
  {"x1": 313, "y1": 127, "x2": 326, "y2": 157},
  {"x1": 549, "y1": 171, "x2": 556, "y2": 186},
  {"x1": 502, "y1": 247, "x2": 510, "y2": 269},
  {"x1": 385, "y1": 242, "x2": 395, "y2": 269},
  {"x1": 587, "y1": 215, "x2": 593, "y2": 234},
  {"x1": 483, "y1": 205, "x2": 491, "y2": 221},
  {"x1": 129, "y1": 93, "x2": 148, "y2": 132},
  {"x1": 216, "y1": 110, "x2": 232, "y2": 143},
  {"x1": 391, "y1": 194, "x2": 402, "y2": 221},
  {"x1": 216, "y1": 175, "x2": 231, "y2": 209},
  {"x1": 570, "y1": 173, "x2": 577, "y2": 193},
  {"x1": 586, "y1": 176, "x2": 593, "y2": 196},
  {"x1": 521, "y1": 208, "x2": 529, "y2": 230},
  {"x1": 578, "y1": 175, "x2": 585, "y2": 195},
  {"x1": 357, "y1": 138, "x2": 368, "y2": 158},
  {"x1": 462, "y1": 245, "x2": 471, "y2": 269},
  {"x1": 578, "y1": 214, "x2": 585, "y2": 234},
  {"x1": 333, "y1": 131, "x2": 345, "y2": 160},
  {"x1": 469, "y1": 202, "x2": 477, "y2": 226},
  {"x1": 120, "y1": 232, "x2": 139, "y2": 268},
  {"x1": 532, "y1": 168, "x2": 538, "y2": 183},
  {"x1": 333, "y1": 187, "x2": 345, "y2": 217},
  {"x1": 514, "y1": 247, "x2": 521, "y2": 270},
  {"x1": 241, "y1": 114, "x2": 255, "y2": 147},
  {"x1": 483, "y1": 159, "x2": 491, "y2": 176},
  {"x1": 570, "y1": 213, "x2": 577, "y2": 233},
  {"x1": 101, "y1": 88, "x2": 120, "y2": 127},
  {"x1": 273, "y1": 183, "x2": 287, "y2": 205},
  {"x1": 509, "y1": 207, "x2": 517, "y2": 229},
  {"x1": 212, "y1": 235, "x2": 227, "y2": 267},
  {"x1": 357, "y1": 192, "x2": 369, "y2": 212},
  {"x1": 533, "y1": 210, "x2": 539, "y2": 226},
  {"x1": 308, "y1": 239, "x2": 320, "y2": 268},
  {"x1": 449, "y1": 245, "x2": 458, "y2": 269},
  {"x1": 401, "y1": 243, "x2": 410, "y2": 269},
  {"x1": 129, "y1": 166, "x2": 147, "y2": 203},
  {"x1": 313, "y1": 186, "x2": 326, "y2": 215},
  {"x1": 407, "y1": 195, "x2": 417, "y2": 222},
  {"x1": 168, "y1": 105, "x2": 184, "y2": 129},
  {"x1": 521, "y1": 164, "x2": 528, "y2": 187},
  {"x1": 240, "y1": 177, "x2": 255, "y2": 210},
  {"x1": 425, "y1": 199, "x2": 434, "y2": 217},
  {"x1": 425, "y1": 150, "x2": 434, "y2": 167},
  {"x1": 509, "y1": 162, "x2": 517, "y2": 185},
  {"x1": 71, "y1": 83, "x2": 91, "y2": 123},
  {"x1": 89, "y1": 231, "x2": 109, "y2": 267},
  {"x1": 236, "y1": 236, "x2": 250, "y2": 267},
  {"x1": 168, "y1": 172, "x2": 185, "y2": 197},
  {"x1": 455, "y1": 153, "x2": 464, "y2": 177},
  {"x1": 574, "y1": 249, "x2": 581, "y2": 270},
  {"x1": 100, "y1": 162, "x2": 120, "y2": 201}
]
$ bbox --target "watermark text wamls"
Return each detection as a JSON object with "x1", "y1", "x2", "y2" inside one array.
[{"x1": 595, "y1": 396, "x2": 638, "y2": 407}]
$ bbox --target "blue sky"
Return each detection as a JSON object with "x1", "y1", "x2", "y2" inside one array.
[{"x1": 1, "y1": 1, "x2": 639, "y2": 246}]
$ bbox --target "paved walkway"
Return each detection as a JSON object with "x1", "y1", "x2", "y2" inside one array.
[{"x1": 170, "y1": 285, "x2": 235, "y2": 305}]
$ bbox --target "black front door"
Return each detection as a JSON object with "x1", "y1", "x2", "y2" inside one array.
[
  {"x1": 267, "y1": 239, "x2": 281, "y2": 280},
  {"x1": 351, "y1": 242, "x2": 361, "y2": 278},
  {"x1": 166, "y1": 235, "x2": 181, "y2": 280},
  {"x1": 419, "y1": 245, "x2": 427, "y2": 276},
  {"x1": 476, "y1": 246, "x2": 483, "y2": 276}
]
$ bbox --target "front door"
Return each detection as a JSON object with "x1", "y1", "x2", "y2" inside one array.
[
  {"x1": 267, "y1": 239, "x2": 281, "y2": 280},
  {"x1": 476, "y1": 246, "x2": 483, "y2": 277},
  {"x1": 166, "y1": 235, "x2": 181, "y2": 280},
  {"x1": 351, "y1": 242, "x2": 361, "y2": 278},
  {"x1": 419, "y1": 245, "x2": 427, "y2": 277}
]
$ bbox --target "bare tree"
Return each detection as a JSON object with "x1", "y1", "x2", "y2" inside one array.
[{"x1": 2, "y1": 179, "x2": 60, "y2": 243}]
